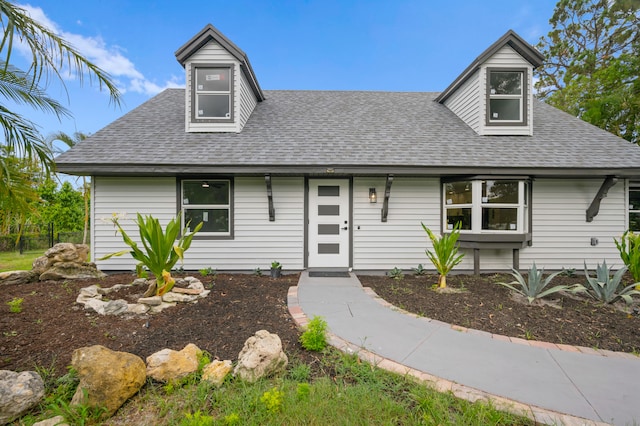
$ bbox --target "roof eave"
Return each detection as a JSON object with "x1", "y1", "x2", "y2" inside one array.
[{"x1": 435, "y1": 29, "x2": 545, "y2": 104}]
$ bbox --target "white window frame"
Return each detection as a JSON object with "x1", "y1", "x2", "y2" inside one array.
[
  {"x1": 191, "y1": 64, "x2": 234, "y2": 123},
  {"x1": 443, "y1": 179, "x2": 528, "y2": 233},
  {"x1": 486, "y1": 68, "x2": 527, "y2": 126},
  {"x1": 181, "y1": 179, "x2": 233, "y2": 238},
  {"x1": 629, "y1": 181, "x2": 640, "y2": 231}
]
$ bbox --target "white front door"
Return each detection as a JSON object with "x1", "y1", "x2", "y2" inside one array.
[{"x1": 308, "y1": 179, "x2": 350, "y2": 268}]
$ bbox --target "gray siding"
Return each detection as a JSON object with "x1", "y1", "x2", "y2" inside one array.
[
  {"x1": 238, "y1": 69, "x2": 258, "y2": 129},
  {"x1": 442, "y1": 69, "x2": 481, "y2": 132},
  {"x1": 352, "y1": 177, "x2": 440, "y2": 270}
]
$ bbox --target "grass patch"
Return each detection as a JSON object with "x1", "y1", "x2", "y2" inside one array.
[
  {"x1": 24, "y1": 350, "x2": 534, "y2": 425},
  {"x1": 0, "y1": 250, "x2": 42, "y2": 272}
]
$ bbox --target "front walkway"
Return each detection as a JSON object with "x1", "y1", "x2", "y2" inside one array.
[{"x1": 288, "y1": 271, "x2": 640, "y2": 426}]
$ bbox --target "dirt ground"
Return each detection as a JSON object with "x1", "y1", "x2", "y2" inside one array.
[{"x1": 1, "y1": 270, "x2": 639, "y2": 380}]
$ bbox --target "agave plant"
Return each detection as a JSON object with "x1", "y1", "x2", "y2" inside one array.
[
  {"x1": 583, "y1": 261, "x2": 640, "y2": 304},
  {"x1": 422, "y1": 222, "x2": 464, "y2": 288},
  {"x1": 497, "y1": 263, "x2": 581, "y2": 304},
  {"x1": 100, "y1": 213, "x2": 203, "y2": 296}
]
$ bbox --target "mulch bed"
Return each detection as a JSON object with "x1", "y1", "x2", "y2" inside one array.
[
  {"x1": 2, "y1": 271, "x2": 639, "y2": 380},
  {"x1": 359, "y1": 272, "x2": 640, "y2": 353}
]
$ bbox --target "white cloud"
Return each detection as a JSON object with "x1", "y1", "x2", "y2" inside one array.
[{"x1": 17, "y1": 3, "x2": 183, "y2": 96}]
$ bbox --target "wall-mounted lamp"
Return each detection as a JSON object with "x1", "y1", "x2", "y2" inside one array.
[
  {"x1": 201, "y1": 181, "x2": 210, "y2": 188},
  {"x1": 369, "y1": 188, "x2": 377, "y2": 203}
]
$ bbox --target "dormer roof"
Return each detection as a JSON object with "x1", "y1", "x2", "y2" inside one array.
[
  {"x1": 435, "y1": 29, "x2": 544, "y2": 104},
  {"x1": 175, "y1": 24, "x2": 265, "y2": 102}
]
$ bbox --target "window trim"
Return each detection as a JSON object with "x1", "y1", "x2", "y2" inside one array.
[
  {"x1": 442, "y1": 178, "x2": 530, "y2": 238},
  {"x1": 190, "y1": 63, "x2": 235, "y2": 124},
  {"x1": 629, "y1": 181, "x2": 640, "y2": 231},
  {"x1": 178, "y1": 178, "x2": 234, "y2": 240},
  {"x1": 485, "y1": 67, "x2": 528, "y2": 127}
]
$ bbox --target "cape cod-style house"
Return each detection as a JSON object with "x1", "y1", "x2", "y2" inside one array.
[{"x1": 56, "y1": 25, "x2": 640, "y2": 273}]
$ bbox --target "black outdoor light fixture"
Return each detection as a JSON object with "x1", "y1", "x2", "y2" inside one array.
[
  {"x1": 201, "y1": 181, "x2": 210, "y2": 188},
  {"x1": 369, "y1": 188, "x2": 377, "y2": 203}
]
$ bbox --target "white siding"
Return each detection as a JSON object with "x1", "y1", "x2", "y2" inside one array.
[
  {"x1": 185, "y1": 41, "x2": 241, "y2": 133},
  {"x1": 480, "y1": 45, "x2": 533, "y2": 136},
  {"x1": 186, "y1": 177, "x2": 304, "y2": 270},
  {"x1": 238, "y1": 70, "x2": 258, "y2": 130},
  {"x1": 352, "y1": 177, "x2": 440, "y2": 271},
  {"x1": 92, "y1": 177, "x2": 177, "y2": 270},
  {"x1": 93, "y1": 176, "x2": 305, "y2": 271},
  {"x1": 518, "y1": 178, "x2": 627, "y2": 270},
  {"x1": 442, "y1": 70, "x2": 481, "y2": 133}
]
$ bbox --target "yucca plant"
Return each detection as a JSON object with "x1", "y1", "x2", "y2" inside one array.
[
  {"x1": 583, "y1": 261, "x2": 640, "y2": 304},
  {"x1": 100, "y1": 213, "x2": 203, "y2": 296},
  {"x1": 496, "y1": 263, "x2": 580, "y2": 304},
  {"x1": 614, "y1": 231, "x2": 640, "y2": 282},
  {"x1": 422, "y1": 222, "x2": 464, "y2": 288}
]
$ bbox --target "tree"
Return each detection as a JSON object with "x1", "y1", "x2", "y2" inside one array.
[
  {"x1": 535, "y1": 0, "x2": 640, "y2": 144},
  {"x1": 38, "y1": 180, "x2": 84, "y2": 233},
  {"x1": 0, "y1": 145, "x2": 40, "y2": 238},
  {"x1": 0, "y1": 1, "x2": 121, "y2": 208},
  {"x1": 48, "y1": 131, "x2": 90, "y2": 244}
]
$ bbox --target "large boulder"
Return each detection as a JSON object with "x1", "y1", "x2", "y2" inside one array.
[
  {"x1": 146, "y1": 343, "x2": 201, "y2": 382},
  {"x1": 0, "y1": 370, "x2": 45, "y2": 425},
  {"x1": 234, "y1": 330, "x2": 288, "y2": 382},
  {"x1": 0, "y1": 270, "x2": 37, "y2": 286},
  {"x1": 37, "y1": 243, "x2": 105, "y2": 281},
  {"x1": 70, "y1": 345, "x2": 146, "y2": 418}
]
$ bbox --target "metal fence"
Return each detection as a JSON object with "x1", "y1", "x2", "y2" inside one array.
[{"x1": 0, "y1": 226, "x2": 87, "y2": 253}]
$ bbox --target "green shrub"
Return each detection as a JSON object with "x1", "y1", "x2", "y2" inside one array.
[
  {"x1": 387, "y1": 267, "x2": 404, "y2": 281},
  {"x1": 300, "y1": 316, "x2": 328, "y2": 351},
  {"x1": 615, "y1": 230, "x2": 640, "y2": 282},
  {"x1": 100, "y1": 213, "x2": 202, "y2": 296},
  {"x1": 412, "y1": 263, "x2": 428, "y2": 276},
  {"x1": 260, "y1": 387, "x2": 284, "y2": 413},
  {"x1": 496, "y1": 263, "x2": 582, "y2": 304},
  {"x1": 7, "y1": 297, "x2": 23, "y2": 313},
  {"x1": 422, "y1": 222, "x2": 464, "y2": 288},
  {"x1": 583, "y1": 261, "x2": 640, "y2": 304}
]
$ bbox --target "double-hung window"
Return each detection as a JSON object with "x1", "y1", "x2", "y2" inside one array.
[
  {"x1": 630, "y1": 182, "x2": 640, "y2": 231},
  {"x1": 181, "y1": 180, "x2": 232, "y2": 238},
  {"x1": 192, "y1": 65, "x2": 233, "y2": 122},
  {"x1": 444, "y1": 179, "x2": 528, "y2": 233},
  {"x1": 487, "y1": 68, "x2": 526, "y2": 125}
]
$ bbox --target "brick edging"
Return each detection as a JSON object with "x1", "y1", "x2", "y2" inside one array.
[
  {"x1": 361, "y1": 287, "x2": 638, "y2": 361},
  {"x1": 287, "y1": 285, "x2": 612, "y2": 426}
]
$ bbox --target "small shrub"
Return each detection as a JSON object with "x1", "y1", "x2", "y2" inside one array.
[
  {"x1": 615, "y1": 231, "x2": 640, "y2": 282},
  {"x1": 199, "y1": 267, "x2": 216, "y2": 277},
  {"x1": 180, "y1": 411, "x2": 215, "y2": 426},
  {"x1": 387, "y1": 267, "x2": 404, "y2": 281},
  {"x1": 412, "y1": 264, "x2": 428, "y2": 276},
  {"x1": 300, "y1": 316, "x2": 328, "y2": 351},
  {"x1": 496, "y1": 263, "x2": 582, "y2": 304},
  {"x1": 253, "y1": 267, "x2": 263, "y2": 276},
  {"x1": 296, "y1": 382, "x2": 311, "y2": 400},
  {"x1": 260, "y1": 387, "x2": 284, "y2": 413},
  {"x1": 288, "y1": 362, "x2": 312, "y2": 381},
  {"x1": 559, "y1": 267, "x2": 577, "y2": 278},
  {"x1": 7, "y1": 297, "x2": 24, "y2": 313},
  {"x1": 583, "y1": 261, "x2": 640, "y2": 304},
  {"x1": 422, "y1": 221, "x2": 465, "y2": 288},
  {"x1": 271, "y1": 261, "x2": 282, "y2": 270}
]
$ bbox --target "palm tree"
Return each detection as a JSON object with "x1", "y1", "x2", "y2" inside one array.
[
  {"x1": 0, "y1": 0, "x2": 121, "y2": 210},
  {"x1": 48, "y1": 131, "x2": 90, "y2": 244}
]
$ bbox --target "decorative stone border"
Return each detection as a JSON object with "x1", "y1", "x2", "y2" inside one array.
[{"x1": 287, "y1": 285, "x2": 612, "y2": 426}]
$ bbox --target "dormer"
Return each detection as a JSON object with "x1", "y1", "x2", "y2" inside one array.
[
  {"x1": 435, "y1": 30, "x2": 544, "y2": 136},
  {"x1": 175, "y1": 24, "x2": 265, "y2": 133}
]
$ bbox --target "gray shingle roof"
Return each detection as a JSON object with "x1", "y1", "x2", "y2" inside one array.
[{"x1": 55, "y1": 88, "x2": 640, "y2": 178}]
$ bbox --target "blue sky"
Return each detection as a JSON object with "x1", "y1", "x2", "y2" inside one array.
[{"x1": 13, "y1": 0, "x2": 559, "y2": 152}]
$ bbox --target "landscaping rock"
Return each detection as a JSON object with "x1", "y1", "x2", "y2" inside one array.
[
  {"x1": 76, "y1": 285, "x2": 102, "y2": 304},
  {"x1": 83, "y1": 298, "x2": 107, "y2": 315},
  {"x1": 39, "y1": 262, "x2": 106, "y2": 281},
  {"x1": 149, "y1": 301, "x2": 176, "y2": 313},
  {"x1": 234, "y1": 330, "x2": 288, "y2": 382},
  {"x1": 70, "y1": 345, "x2": 146, "y2": 418},
  {"x1": 36, "y1": 243, "x2": 105, "y2": 281},
  {"x1": 33, "y1": 415, "x2": 68, "y2": 426},
  {"x1": 126, "y1": 303, "x2": 149, "y2": 315},
  {"x1": 103, "y1": 300, "x2": 129, "y2": 316},
  {"x1": 0, "y1": 370, "x2": 45, "y2": 425},
  {"x1": 138, "y1": 296, "x2": 162, "y2": 306},
  {"x1": 146, "y1": 343, "x2": 201, "y2": 382},
  {"x1": 0, "y1": 270, "x2": 37, "y2": 286},
  {"x1": 202, "y1": 360, "x2": 233, "y2": 386},
  {"x1": 162, "y1": 292, "x2": 198, "y2": 303}
]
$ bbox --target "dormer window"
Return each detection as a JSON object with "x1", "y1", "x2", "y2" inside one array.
[
  {"x1": 192, "y1": 64, "x2": 234, "y2": 122},
  {"x1": 486, "y1": 68, "x2": 527, "y2": 126}
]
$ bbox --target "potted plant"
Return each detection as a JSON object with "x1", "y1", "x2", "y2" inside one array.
[{"x1": 270, "y1": 261, "x2": 282, "y2": 278}]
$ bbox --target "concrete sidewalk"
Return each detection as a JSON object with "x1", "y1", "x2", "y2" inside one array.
[{"x1": 288, "y1": 271, "x2": 640, "y2": 426}]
